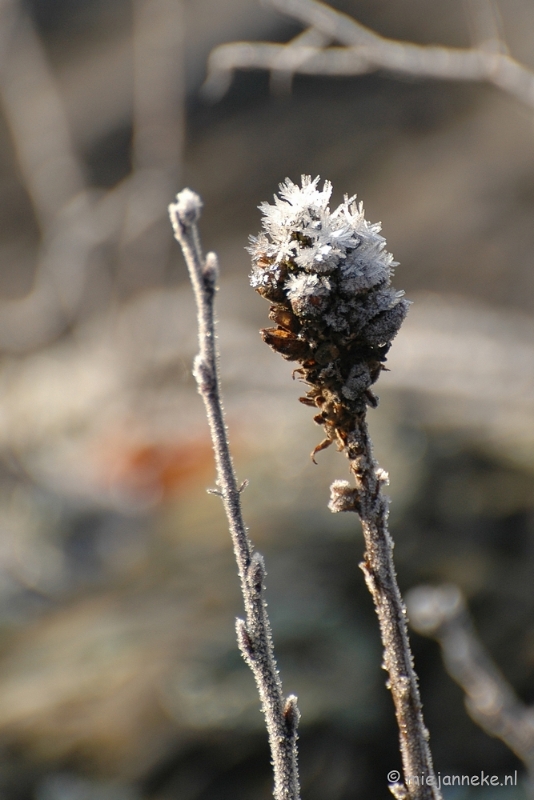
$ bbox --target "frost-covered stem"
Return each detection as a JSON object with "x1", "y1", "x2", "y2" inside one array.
[
  {"x1": 332, "y1": 417, "x2": 440, "y2": 800},
  {"x1": 169, "y1": 189, "x2": 300, "y2": 800}
]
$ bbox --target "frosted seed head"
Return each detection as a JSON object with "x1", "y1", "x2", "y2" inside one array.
[{"x1": 249, "y1": 176, "x2": 409, "y2": 455}]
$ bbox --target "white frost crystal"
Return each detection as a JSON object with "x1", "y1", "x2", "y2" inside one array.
[
  {"x1": 285, "y1": 273, "x2": 331, "y2": 317},
  {"x1": 250, "y1": 175, "x2": 409, "y2": 447}
]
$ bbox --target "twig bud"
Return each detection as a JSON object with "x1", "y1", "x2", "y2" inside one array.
[
  {"x1": 328, "y1": 479, "x2": 360, "y2": 513},
  {"x1": 284, "y1": 695, "x2": 301, "y2": 733},
  {"x1": 247, "y1": 551, "x2": 266, "y2": 595},
  {"x1": 169, "y1": 188, "x2": 203, "y2": 233},
  {"x1": 236, "y1": 617, "x2": 255, "y2": 661},
  {"x1": 203, "y1": 251, "x2": 220, "y2": 289},
  {"x1": 389, "y1": 782, "x2": 410, "y2": 800},
  {"x1": 192, "y1": 355, "x2": 215, "y2": 393}
]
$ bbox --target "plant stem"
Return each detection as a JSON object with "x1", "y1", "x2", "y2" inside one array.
[
  {"x1": 331, "y1": 416, "x2": 441, "y2": 800},
  {"x1": 169, "y1": 189, "x2": 301, "y2": 800}
]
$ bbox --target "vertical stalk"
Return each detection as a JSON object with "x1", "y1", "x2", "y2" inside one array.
[
  {"x1": 331, "y1": 417, "x2": 440, "y2": 800},
  {"x1": 169, "y1": 189, "x2": 301, "y2": 800}
]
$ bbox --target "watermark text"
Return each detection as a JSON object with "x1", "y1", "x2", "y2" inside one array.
[{"x1": 387, "y1": 770, "x2": 518, "y2": 789}]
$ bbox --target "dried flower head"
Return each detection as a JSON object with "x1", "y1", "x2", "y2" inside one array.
[{"x1": 249, "y1": 175, "x2": 409, "y2": 458}]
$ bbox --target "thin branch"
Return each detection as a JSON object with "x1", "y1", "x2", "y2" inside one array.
[
  {"x1": 267, "y1": 0, "x2": 380, "y2": 47},
  {"x1": 168, "y1": 189, "x2": 300, "y2": 800},
  {"x1": 0, "y1": 0, "x2": 186, "y2": 349},
  {"x1": 0, "y1": 175, "x2": 138, "y2": 351},
  {"x1": 0, "y1": 0, "x2": 86, "y2": 230},
  {"x1": 407, "y1": 585, "x2": 534, "y2": 777},
  {"x1": 0, "y1": 0, "x2": 102, "y2": 347},
  {"x1": 122, "y1": 0, "x2": 185, "y2": 241},
  {"x1": 330, "y1": 430, "x2": 440, "y2": 800},
  {"x1": 202, "y1": 0, "x2": 534, "y2": 110},
  {"x1": 131, "y1": 0, "x2": 184, "y2": 179},
  {"x1": 463, "y1": 0, "x2": 507, "y2": 54},
  {"x1": 268, "y1": 26, "x2": 332, "y2": 95},
  {"x1": 117, "y1": 0, "x2": 186, "y2": 293}
]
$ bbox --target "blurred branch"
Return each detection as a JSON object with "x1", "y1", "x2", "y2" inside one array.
[
  {"x1": 202, "y1": 0, "x2": 534, "y2": 109},
  {"x1": 0, "y1": 0, "x2": 85, "y2": 229},
  {"x1": 464, "y1": 0, "x2": 507, "y2": 54},
  {"x1": 0, "y1": 0, "x2": 103, "y2": 347},
  {"x1": 132, "y1": 0, "x2": 184, "y2": 180},
  {"x1": 116, "y1": 0, "x2": 185, "y2": 294},
  {"x1": 123, "y1": 0, "x2": 184, "y2": 241},
  {"x1": 268, "y1": 26, "x2": 331, "y2": 95},
  {"x1": 0, "y1": 176, "x2": 137, "y2": 351},
  {"x1": 407, "y1": 585, "x2": 534, "y2": 778},
  {"x1": 169, "y1": 189, "x2": 301, "y2": 800},
  {"x1": 0, "y1": 0, "x2": 186, "y2": 349}
]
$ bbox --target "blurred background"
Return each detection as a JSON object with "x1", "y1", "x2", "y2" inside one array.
[{"x1": 0, "y1": 0, "x2": 533, "y2": 798}]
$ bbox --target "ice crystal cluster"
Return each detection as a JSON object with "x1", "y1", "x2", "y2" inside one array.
[{"x1": 249, "y1": 176, "x2": 409, "y2": 454}]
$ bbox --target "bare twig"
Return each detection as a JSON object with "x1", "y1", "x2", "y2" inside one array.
[
  {"x1": 268, "y1": 26, "x2": 332, "y2": 95},
  {"x1": 407, "y1": 585, "x2": 534, "y2": 779},
  {"x1": 0, "y1": 0, "x2": 102, "y2": 347},
  {"x1": 330, "y1": 431, "x2": 440, "y2": 800},
  {"x1": 121, "y1": 0, "x2": 184, "y2": 242},
  {"x1": 168, "y1": 189, "x2": 300, "y2": 800},
  {"x1": 464, "y1": 0, "x2": 507, "y2": 54},
  {"x1": 0, "y1": 0, "x2": 186, "y2": 349},
  {"x1": 0, "y1": 0, "x2": 105, "y2": 322},
  {"x1": 202, "y1": 0, "x2": 534, "y2": 110},
  {"x1": 0, "y1": 0, "x2": 85, "y2": 229},
  {"x1": 132, "y1": 0, "x2": 184, "y2": 180},
  {"x1": 116, "y1": 0, "x2": 186, "y2": 295}
]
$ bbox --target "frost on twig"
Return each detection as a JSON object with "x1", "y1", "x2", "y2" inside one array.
[
  {"x1": 250, "y1": 175, "x2": 439, "y2": 800},
  {"x1": 407, "y1": 584, "x2": 534, "y2": 780},
  {"x1": 169, "y1": 189, "x2": 300, "y2": 800},
  {"x1": 202, "y1": 0, "x2": 534, "y2": 111}
]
